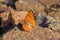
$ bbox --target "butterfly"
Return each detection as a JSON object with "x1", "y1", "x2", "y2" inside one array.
[{"x1": 18, "y1": 10, "x2": 36, "y2": 32}]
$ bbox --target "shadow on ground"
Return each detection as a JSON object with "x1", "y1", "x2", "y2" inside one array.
[{"x1": 0, "y1": 12, "x2": 24, "y2": 36}]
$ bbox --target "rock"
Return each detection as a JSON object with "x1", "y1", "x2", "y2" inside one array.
[
  {"x1": 0, "y1": 0, "x2": 60, "y2": 40},
  {"x1": 0, "y1": 0, "x2": 17, "y2": 9},
  {"x1": 0, "y1": 3, "x2": 7, "y2": 8},
  {"x1": 11, "y1": 11, "x2": 28, "y2": 25},
  {"x1": 35, "y1": 14, "x2": 48, "y2": 26},
  {"x1": 15, "y1": 0, "x2": 46, "y2": 16},
  {"x1": 35, "y1": 8, "x2": 60, "y2": 32},
  {"x1": 38, "y1": 0, "x2": 59, "y2": 9},
  {"x1": 47, "y1": 8, "x2": 60, "y2": 22},
  {"x1": 48, "y1": 22, "x2": 60, "y2": 32},
  {"x1": 46, "y1": 8, "x2": 60, "y2": 32},
  {"x1": 3, "y1": 27, "x2": 60, "y2": 40},
  {"x1": 0, "y1": 0, "x2": 7, "y2": 3},
  {"x1": 0, "y1": 6, "x2": 27, "y2": 24},
  {"x1": 0, "y1": 11, "x2": 10, "y2": 21}
]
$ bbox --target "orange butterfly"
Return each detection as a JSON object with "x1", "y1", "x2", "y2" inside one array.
[{"x1": 18, "y1": 10, "x2": 36, "y2": 31}]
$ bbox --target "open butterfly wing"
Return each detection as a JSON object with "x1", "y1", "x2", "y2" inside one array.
[
  {"x1": 25, "y1": 10, "x2": 36, "y2": 27},
  {"x1": 18, "y1": 19, "x2": 31, "y2": 32},
  {"x1": 18, "y1": 10, "x2": 36, "y2": 31}
]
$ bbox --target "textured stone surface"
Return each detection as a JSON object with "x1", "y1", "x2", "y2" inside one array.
[
  {"x1": 3, "y1": 27, "x2": 60, "y2": 40},
  {"x1": 38, "y1": 0, "x2": 59, "y2": 8},
  {"x1": 0, "y1": 0, "x2": 60, "y2": 40},
  {"x1": 0, "y1": 0, "x2": 6, "y2": 3},
  {"x1": 15, "y1": 0, "x2": 46, "y2": 16}
]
